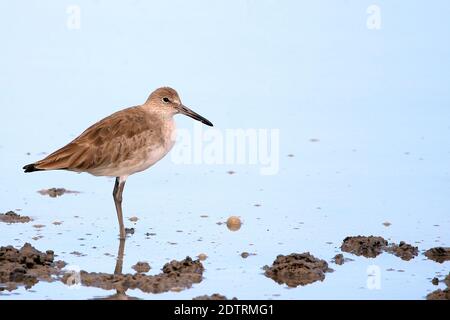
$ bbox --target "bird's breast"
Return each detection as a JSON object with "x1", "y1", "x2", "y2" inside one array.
[{"x1": 134, "y1": 117, "x2": 176, "y2": 172}]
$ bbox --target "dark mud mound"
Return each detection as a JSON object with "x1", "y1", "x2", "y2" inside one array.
[
  {"x1": 385, "y1": 241, "x2": 419, "y2": 261},
  {"x1": 341, "y1": 236, "x2": 418, "y2": 261},
  {"x1": 341, "y1": 236, "x2": 388, "y2": 258},
  {"x1": 331, "y1": 253, "x2": 353, "y2": 265},
  {"x1": 427, "y1": 289, "x2": 450, "y2": 300},
  {"x1": 0, "y1": 211, "x2": 32, "y2": 224},
  {"x1": 0, "y1": 243, "x2": 65, "y2": 291},
  {"x1": 38, "y1": 188, "x2": 80, "y2": 198},
  {"x1": 241, "y1": 252, "x2": 256, "y2": 259},
  {"x1": 332, "y1": 254, "x2": 344, "y2": 265},
  {"x1": 425, "y1": 247, "x2": 450, "y2": 263},
  {"x1": 427, "y1": 274, "x2": 450, "y2": 300},
  {"x1": 193, "y1": 294, "x2": 237, "y2": 300},
  {"x1": 263, "y1": 253, "x2": 332, "y2": 287},
  {"x1": 62, "y1": 257, "x2": 204, "y2": 294},
  {"x1": 132, "y1": 262, "x2": 151, "y2": 273}
]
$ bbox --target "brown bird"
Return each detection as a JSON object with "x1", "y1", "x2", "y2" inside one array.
[{"x1": 23, "y1": 87, "x2": 213, "y2": 239}]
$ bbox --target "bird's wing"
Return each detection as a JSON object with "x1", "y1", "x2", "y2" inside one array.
[{"x1": 32, "y1": 106, "x2": 158, "y2": 172}]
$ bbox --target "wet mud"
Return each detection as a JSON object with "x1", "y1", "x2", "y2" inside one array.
[
  {"x1": 132, "y1": 262, "x2": 151, "y2": 273},
  {"x1": 0, "y1": 228, "x2": 445, "y2": 299},
  {"x1": 0, "y1": 243, "x2": 66, "y2": 291},
  {"x1": 240, "y1": 252, "x2": 256, "y2": 259},
  {"x1": 341, "y1": 236, "x2": 418, "y2": 260},
  {"x1": 385, "y1": 241, "x2": 419, "y2": 261},
  {"x1": 241, "y1": 252, "x2": 250, "y2": 258},
  {"x1": 427, "y1": 274, "x2": 450, "y2": 300},
  {"x1": 263, "y1": 252, "x2": 332, "y2": 287},
  {"x1": 62, "y1": 256, "x2": 204, "y2": 294},
  {"x1": 341, "y1": 236, "x2": 388, "y2": 258},
  {"x1": 424, "y1": 247, "x2": 450, "y2": 263},
  {"x1": 38, "y1": 188, "x2": 80, "y2": 198},
  {"x1": 0, "y1": 211, "x2": 32, "y2": 224},
  {"x1": 427, "y1": 289, "x2": 450, "y2": 300},
  {"x1": 331, "y1": 253, "x2": 353, "y2": 265},
  {"x1": 193, "y1": 294, "x2": 237, "y2": 300}
]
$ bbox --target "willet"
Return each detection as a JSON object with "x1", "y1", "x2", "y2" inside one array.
[{"x1": 23, "y1": 87, "x2": 213, "y2": 239}]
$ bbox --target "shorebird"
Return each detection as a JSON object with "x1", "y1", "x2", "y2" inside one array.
[{"x1": 23, "y1": 87, "x2": 213, "y2": 239}]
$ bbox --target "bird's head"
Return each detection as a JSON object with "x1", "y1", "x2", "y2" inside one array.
[{"x1": 145, "y1": 87, "x2": 213, "y2": 127}]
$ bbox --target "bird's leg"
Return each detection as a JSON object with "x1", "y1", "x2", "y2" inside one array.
[{"x1": 113, "y1": 177, "x2": 126, "y2": 240}]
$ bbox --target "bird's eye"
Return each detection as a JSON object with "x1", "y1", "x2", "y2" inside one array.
[{"x1": 162, "y1": 97, "x2": 170, "y2": 103}]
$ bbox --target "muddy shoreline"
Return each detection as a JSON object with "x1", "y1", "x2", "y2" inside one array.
[
  {"x1": 62, "y1": 257, "x2": 204, "y2": 294},
  {"x1": 0, "y1": 243, "x2": 65, "y2": 292},
  {"x1": 427, "y1": 273, "x2": 450, "y2": 300},
  {"x1": 1, "y1": 234, "x2": 448, "y2": 299}
]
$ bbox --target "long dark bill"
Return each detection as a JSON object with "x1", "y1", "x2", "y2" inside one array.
[{"x1": 179, "y1": 104, "x2": 213, "y2": 127}]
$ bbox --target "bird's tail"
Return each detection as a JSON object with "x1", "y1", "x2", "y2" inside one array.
[
  {"x1": 22, "y1": 141, "x2": 80, "y2": 173},
  {"x1": 23, "y1": 163, "x2": 44, "y2": 173}
]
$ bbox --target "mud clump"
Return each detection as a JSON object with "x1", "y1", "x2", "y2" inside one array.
[
  {"x1": 385, "y1": 241, "x2": 419, "y2": 261},
  {"x1": 341, "y1": 236, "x2": 388, "y2": 258},
  {"x1": 264, "y1": 252, "x2": 332, "y2": 287},
  {"x1": 331, "y1": 254, "x2": 353, "y2": 265},
  {"x1": 240, "y1": 252, "x2": 256, "y2": 259},
  {"x1": 0, "y1": 211, "x2": 32, "y2": 224},
  {"x1": 38, "y1": 188, "x2": 80, "y2": 198},
  {"x1": 332, "y1": 254, "x2": 344, "y2": 265},
  {"x1": 341, "y1": 236, "x2": 418, "y2": 261},
  {"x1": 424, "y1": 247, "x2": 450, "y2": 263},
  {"x1": 132, "y1": 262, "x2": 151, "y2": 273},
  {"x1": 427, "y1": 274, "x2": 450, "y2": 300},
  {"x1": 193, "y1": 294, "x2": 237, "y2": 300},
  {"x1": 0, "y1": 243, "x2": 65, "y2": 291},
  {"x1": 427, "y1": 289, "x2": 450, "y2": 300},
  {"x1": 62, "y1": 257, "x2": 204, "y2": 294}
]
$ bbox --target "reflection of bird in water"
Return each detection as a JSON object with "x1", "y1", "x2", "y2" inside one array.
[
  {"x1": 23, "y1": 87, "x2": 213, "y2": 239},
  {"x1": 96, "y1": 239, "x2": 138, "y2": 300}
]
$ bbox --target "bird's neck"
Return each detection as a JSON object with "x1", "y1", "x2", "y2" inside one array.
[
  {"x1": 140, "y1": 106, "x2": 176, "y2": 142},
  {"x1": 141, "y1": 105, "x2": 175, "y2": 122}
]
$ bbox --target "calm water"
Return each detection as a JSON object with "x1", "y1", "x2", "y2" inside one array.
[{"x1": 0, "y1": 0, "x2": 449, "y2": 299}]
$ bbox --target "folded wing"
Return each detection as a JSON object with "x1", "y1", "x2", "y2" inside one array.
[{"x1": 23, "y1": 106, "x2": 156, "y2": 173}]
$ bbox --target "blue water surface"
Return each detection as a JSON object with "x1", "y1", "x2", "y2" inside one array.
[{"x1": 0, "y1": 1, "x2": 449, "y2": 299}]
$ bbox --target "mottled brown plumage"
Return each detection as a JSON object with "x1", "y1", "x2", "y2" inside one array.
[
  {"x1": 23, "y1": 87, "x2": 213, "y2": 239},
  {"x1": 31, "y1": 107, "x2": 165, "y2": 175}
]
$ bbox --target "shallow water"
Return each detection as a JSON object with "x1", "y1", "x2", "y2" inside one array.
[{"x1": 1, "y1": 1, "x2": 449, "y2": 299}]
